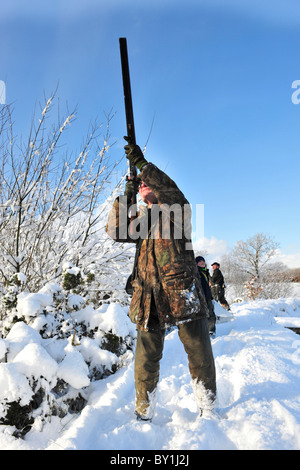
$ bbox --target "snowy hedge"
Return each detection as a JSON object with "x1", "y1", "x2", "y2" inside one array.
[{"x1": 0, "y1": 280, "x2": 136, "y2": 438}]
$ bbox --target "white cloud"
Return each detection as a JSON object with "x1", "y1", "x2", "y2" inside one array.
[
  {"x1": 193, "y1": 236, "x2": 229, "y2": 264},
  {"x1": 272, "y1": 250, "x2": 300, "y2": 269}
]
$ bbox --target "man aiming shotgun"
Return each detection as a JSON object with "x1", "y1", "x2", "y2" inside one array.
[{"x1": 106, "y1": 38, "x2": 216, "y2": 421}]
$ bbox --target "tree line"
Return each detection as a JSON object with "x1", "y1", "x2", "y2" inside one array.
[{"x1": 219, "y1": 232, "x2": 296, "y2": 301}]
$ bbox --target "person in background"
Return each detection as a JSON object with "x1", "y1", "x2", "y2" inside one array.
[
  {"x1": 210, "y1": 262, "x2": 231, "y2": 311},
  {"x1": 196, "y1": 256, "x2": 216, "y2": 335}
]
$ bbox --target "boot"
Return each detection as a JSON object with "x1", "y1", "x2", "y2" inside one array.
[
  {"x1": 135, "y1": 388, "x2": 157, "y2": 422},
  {"x1": 192, "y1": 379, "x2": 216, "y2": 418}
]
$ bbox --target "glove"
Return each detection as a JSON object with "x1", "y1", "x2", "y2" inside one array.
[
  {"x1": 124, "y1": 136, "x2": 148, "y2": 171},
  {"x1": 124, "y1": 177, "x2": 139, "y2": 201}
]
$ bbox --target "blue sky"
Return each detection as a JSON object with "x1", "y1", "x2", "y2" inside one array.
[{"x1": 1, "y1": 0, "x2": 300, "y2": 267}]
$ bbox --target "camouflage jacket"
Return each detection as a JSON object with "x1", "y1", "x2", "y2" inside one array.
[{"x1": 106, "y1": 163, "x2": 208, "y2": 331}]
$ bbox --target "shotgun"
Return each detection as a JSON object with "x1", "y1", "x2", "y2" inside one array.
[{"x1": 119, "y1": 37, "x2": 138, "y2": 201}]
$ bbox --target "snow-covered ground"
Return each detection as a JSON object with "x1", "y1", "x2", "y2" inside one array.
[{"x1": 1, "y1": 297, "x2": 300, "y2": 450}]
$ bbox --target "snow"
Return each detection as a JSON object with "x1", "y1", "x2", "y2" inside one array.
[
  {"x1": 0, "y1": 338, "x2": 7, "y2": 361},
  {"x1": 1, "y1": 297, "x2": 300, "y2": 450},
  {"x1": 0, "y1": 364, "x2": 33, "y2": 407},
  {"x1": 13, "y1": 343, "x2": 58, "y2": 385},
  {"x1": 16, "y1": 292, "x2": 53, "y2": 321},
  {"x1": 97, "y1": 302, "x2": 136, "y2": 339},
  {"x1": 58, "y1": 343, "x2": 90, "y2": 389},
  {"x1": 6, "y1": 322, "x2": 42, "y2": 360}
]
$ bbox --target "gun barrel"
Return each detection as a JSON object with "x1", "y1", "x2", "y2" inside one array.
[{"x1": 119, "y1": 38, "x2": 136, "y2": 147}]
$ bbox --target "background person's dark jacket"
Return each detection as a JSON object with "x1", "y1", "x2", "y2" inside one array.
[
  {"x1": 210, "y1": 268, "x2": 225, "y2": 288},
  {"x1": 197, "y1": 267, "x2": 212, "y2": 302}
]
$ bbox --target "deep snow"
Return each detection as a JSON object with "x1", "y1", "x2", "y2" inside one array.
[{"x1": 1, "y1": 297, "x2": 300, "y2": 450}]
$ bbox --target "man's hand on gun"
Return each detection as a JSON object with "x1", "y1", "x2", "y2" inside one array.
[
  {"x1": 124, "y1": 136, "x2": 148, "y2": 171},
  {"x1": 125, "y1": 177, "x2": 139, "y2": 201}
]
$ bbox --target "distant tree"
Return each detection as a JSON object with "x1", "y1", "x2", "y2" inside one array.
[
  {"x1": 289, "y1": 268, "x2": 300, "y2": 283},
  {"x1": 244, "y1": 276, "x2": 264, "y2": 301},
  {"x1": 233, "y1": 232, "x2": 279, "y2": 280},
  {"x1": 261, "y1": 262, "x2": 293, "y2": 299},
  {"x1": 230, "y1": 233, "x2": 293, "y2": 300},
  {"x1": 219, "y1": 252, "x2": 248, "y2": 300}
]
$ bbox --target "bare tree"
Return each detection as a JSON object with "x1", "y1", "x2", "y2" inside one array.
[
  {"x1": 219, "y1": 252, "x2": 248, "y2": 300},
  {"x1": 229, "y1": 233, "x2": 294, "y2": 300},
  {"x1": 233, "y1": 232, "x2": 279, "y2": 280},
  {"x1": 0, "y1": 92, "x2": 131, "y2": 294},
  {"x1": 260, "y1": 262, "x2": 293, "y2": 299}
]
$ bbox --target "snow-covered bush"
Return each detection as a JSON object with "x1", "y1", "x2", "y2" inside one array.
[{"x1": 0, "y1": 279, "x2": 136, "y2": 438}]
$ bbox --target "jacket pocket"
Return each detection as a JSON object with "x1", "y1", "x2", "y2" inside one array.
[
  {"x1": 129, "y1": 280, "x2": 143, "y2": 324},
  {"x1": 162, "y1": 275, "x2": 201, "y2": 319}
]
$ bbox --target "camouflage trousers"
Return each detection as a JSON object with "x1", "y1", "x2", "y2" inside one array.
[{"x1": 134, "y1": 318, "x2": 216, "y2": 420}]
